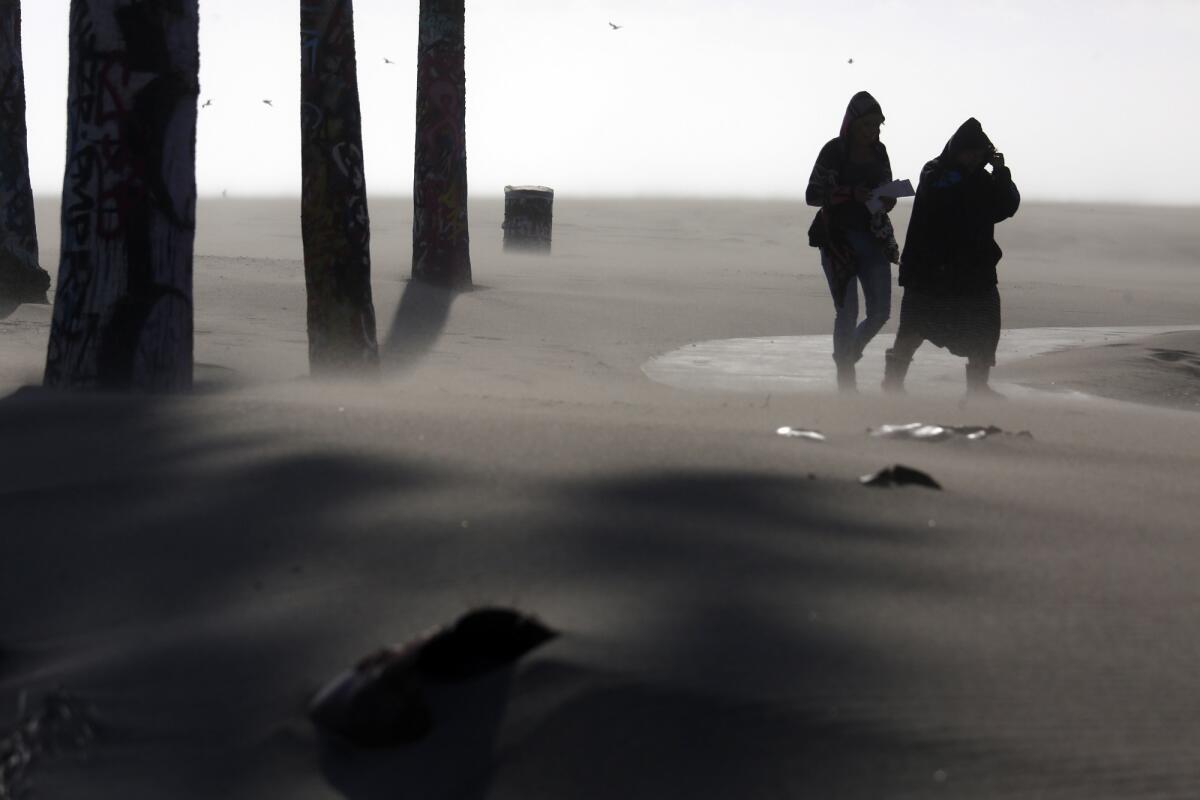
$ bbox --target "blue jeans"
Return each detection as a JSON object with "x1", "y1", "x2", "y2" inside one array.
[{"x1": 821, "y1": 231, "x2": 892, "y2": 366}]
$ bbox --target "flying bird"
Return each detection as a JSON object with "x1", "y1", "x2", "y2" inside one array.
[
  {"x1": 201, "y1": 99, "x2": 213, "y2": 108},
  {"x1": 383, "y1": 57, "x2": 395, "y2": 65},
  {"x1": 262, "y1": 99, "x2": 274, "y2": 107},
  {"x1": 608, "y1": 21, "x2": 623, "y2": 30},
  {"x1": 847, "y1": 58, "x2": 854, "y2": 64}
]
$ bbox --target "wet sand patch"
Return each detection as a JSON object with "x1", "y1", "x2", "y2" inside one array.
[{"x1": 643, "y1": 326, "x2": 1200, "y2": 404}]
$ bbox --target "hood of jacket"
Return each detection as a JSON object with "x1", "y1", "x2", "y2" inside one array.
[
  {"x1": 839, "y1": 91, "x2": 884, "y2": 139},
  {"x1": 937, "y1": 117, "x2": 994, "y2": 164}
]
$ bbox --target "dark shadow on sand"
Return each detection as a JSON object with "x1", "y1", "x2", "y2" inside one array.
[
  {"x1": 480, "y1": 659, "x2": 997, "y2": 800},
  {"x1": 381, "y1": 280, "x2": 457, "y2": 372},
  {"x1": 0, "y1": 389, "x2": 441, "y2": 636},
  {"x1": 0, "y1": 387, "x2": 446, "y2": 796},
  {"x1": 318, "y1": 666, "x2": 514, "y2": 800},
  {"x1": 0, "y1": 282, "x2": 50, "y2": 319},
  {"x1": 0, "y1": 391, "x2": 1087, "y2": 798},
  {"x1": 315, "y1": 468, "x2": 1002, "y2": 799}
]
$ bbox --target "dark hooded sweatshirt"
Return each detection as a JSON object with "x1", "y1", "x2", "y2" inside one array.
[
  {"x1": 898, "y1": 118, "x2": 1021, "y2": 296},
  {"x1": 806, "y1": 91, "x2": 900, "y2": 306},
  {"x1": 806, "y1": 91, "x2": 893, "y2": 235}
]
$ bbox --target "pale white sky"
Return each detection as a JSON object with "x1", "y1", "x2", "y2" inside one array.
[{"x1": 18, "y1": 1, "x2": 1200, "y2": 203}]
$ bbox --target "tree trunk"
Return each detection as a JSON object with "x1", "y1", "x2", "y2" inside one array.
[
  {"x1": 0, "y1": 0, "x2": 51, "y2": 304},
  {"x1": 412, "y1": 0, "x2": 470, "y2": 289},
  {"x1": 300, "y1": 0, "x2": 379, "y2": 375},
  {"x1": 44, "y1": 0, "x2": 199, "y2": 391}
]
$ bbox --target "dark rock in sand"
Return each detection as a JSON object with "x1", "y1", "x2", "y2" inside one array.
[
  {"x1": 417, "y1": 607, "x2": 557, "y2": 682},
  {"x1": 860, "y1": 465, "x2": 943, "y2": 490},
  {"x1": 309, "y1": 608, "x2": 556, "y2": 747},
  {"x1": 308, "y1": 642, "x2": 433, "y2": 748}
]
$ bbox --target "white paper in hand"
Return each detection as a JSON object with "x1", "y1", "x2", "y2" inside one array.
[{"x1": 866, "y1": 179, "x2": 915, "y2": 213}]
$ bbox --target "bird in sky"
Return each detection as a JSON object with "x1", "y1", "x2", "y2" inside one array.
[
  {"x1": 383, "y1": 57, "x2": 395, "y2": 65},
  {"x1": 262, "y1": 99, "x2": 273, "y2": 107},
  {"x1": 609, "y1": 22, "x2": 623, "y2": 30},
  {"x1": 847, "y1": 58, "x2": 854, "y2": 64},
  {"x1": 201, "y1": 99, "x2": 213, "y2": 108}
]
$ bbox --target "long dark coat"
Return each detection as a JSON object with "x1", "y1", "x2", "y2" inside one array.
[{"x1": 899, "y1": 118, "x2": 1020, "y2": 297}]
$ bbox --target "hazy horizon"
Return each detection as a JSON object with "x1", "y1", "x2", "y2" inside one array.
[
  {"x1": 29, "y1": 191, "x2": 1200, "y2": 210},
  {"x1": 18, "y1": 1, "x2": 1200, "y2": 205}
]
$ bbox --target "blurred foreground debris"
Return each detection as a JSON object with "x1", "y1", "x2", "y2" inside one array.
[
  {"x1": 309, "y1": 608, "x2": 556, "y2": 747},
  {"x1": 0, "y1": 690, "x2": 98, "y2": 800}
]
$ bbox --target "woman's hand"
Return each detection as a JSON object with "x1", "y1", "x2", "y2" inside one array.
[
  {"x1": 853, "y1": 186, "x2": 872, "y2": 204},
  {"x1": 881, "y1": 196, "x2": 897, "y2": 212}
]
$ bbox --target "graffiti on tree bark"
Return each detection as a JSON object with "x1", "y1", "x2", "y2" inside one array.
[
  {"x1": 44, "y1": 0, "x2": 198, "y2": 391},
  {"x1": 300, "y1": 0, "x2": 379, "y2": 373},
  {"x1": 412, "y1": 0, "x2": 470, "y2": 288}
]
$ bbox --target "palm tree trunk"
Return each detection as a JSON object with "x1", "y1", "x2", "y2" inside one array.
[
  {"x1": 300, "y1": 0, "x2": 379, "y2": 375},
  {"x1": 44, "y1": 0, "x2": 199, "y2": 391},
  {"x1": 0, "y1": 0, "x2": 51, "y2": 304},
  {"x1": 412, "y1": 0, "x2": 471, "y2": 289}
]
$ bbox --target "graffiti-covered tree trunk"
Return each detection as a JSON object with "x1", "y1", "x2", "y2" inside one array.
[
  {"x1": 0, "y1": 0, "x2": 51, "y2": 304},
  {"x1": 300, "y1": 0, "x2": 379, "y2": 374},
  {"x1": 44, "y1": 0, "x2": 199, "y2": 391},
  {"x1": 412, "y1": 0, "x2": 471, "y2": 289}
]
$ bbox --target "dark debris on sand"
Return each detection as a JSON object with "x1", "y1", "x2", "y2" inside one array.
[
  {"x1": 0, "y1": 690, "x2": 98, "y2": 800},
  {"x1": 860, "y1": 465, "x2": 943, "y2": 490},
  {"x1": 776, "y1": 426, "x2": 827, "y2": 441},
  {"x1": 869, "y1": 422, "x2": 1033, "y2": 442},
  {"x1": 309, "y1": 608, "x2": 556, "y2": 748}
]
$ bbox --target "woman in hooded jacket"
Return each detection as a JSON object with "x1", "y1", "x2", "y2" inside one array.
[
  {"x1": 882, "y1": 118, "x2": 1020, "y2": 397},
  {"x1": 806, "y1": 91, "x2": 900, "y2": 392}
]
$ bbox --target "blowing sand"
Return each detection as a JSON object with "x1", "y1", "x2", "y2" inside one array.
[{"x1": 2, "y1": 196, "x2": 1200, "y2": 798}]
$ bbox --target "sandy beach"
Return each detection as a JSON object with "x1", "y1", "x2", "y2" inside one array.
[{"x1": 3, "y1": 195, "x2": 1200, "y2": 798}]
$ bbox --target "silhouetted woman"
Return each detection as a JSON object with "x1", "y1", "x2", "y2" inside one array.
[
  {"x1": 882, "y1": 118, "x2": 1019, "y2": 397},
  {"x1": 806, "y1": 91, "x2": 900, "y2": 392}
]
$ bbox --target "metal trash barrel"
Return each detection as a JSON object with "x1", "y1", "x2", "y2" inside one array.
[{"x1": 502, "y1": 185, "x2": 554, "y2": 252}]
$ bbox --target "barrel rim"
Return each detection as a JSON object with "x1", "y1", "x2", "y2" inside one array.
[{"x1": 503, "y1": 185, "x2": 555, "y2": 196}]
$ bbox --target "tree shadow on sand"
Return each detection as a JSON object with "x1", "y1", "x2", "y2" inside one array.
[
  {"x1": 317, "y1": 666, "x2": 515, "y2": 800},
  {"x1": 0, "y1": 391, "x2": 1078, "y2": 798},
  {"x1": 381, "y1": 280, "x2": 458, "y2": 373},
  {"x1": 312, "y1": 469, "x2": 1055, "y2": 799},
  {"x1": 0, "y1": 297, "x2": 21, "y2": 320},
  {"x1": 317, "y1": 653, "x2": 995, "y2": 800},
  {"x1": 0, "y1": 387, "x2": 447, "y2": 796}
]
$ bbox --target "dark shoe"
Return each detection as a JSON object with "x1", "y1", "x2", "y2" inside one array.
[
  {"x1": 882, "y1": 351, "x2": 910, "y2": 394},
  {"x1": 965, "y1": 362, "x2": 1005, "y2": 399}
]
